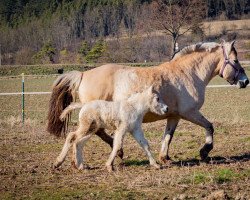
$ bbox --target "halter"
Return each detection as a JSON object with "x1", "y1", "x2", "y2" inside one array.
[{"x1": 219, "y1": 46, "x2": 245, "y2": 84}]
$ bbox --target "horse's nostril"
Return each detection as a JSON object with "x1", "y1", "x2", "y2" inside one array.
[
  {"x1": 164, "y1": 107, "x2": 168, "y2": 113},
  {"x1": 245, "y1": 79, "x2": 249, "y2": 86}
]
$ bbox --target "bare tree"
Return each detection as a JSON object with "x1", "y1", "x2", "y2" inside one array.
[{"x1": 149, "y1": 0, "x2": 206, "y2": 57}]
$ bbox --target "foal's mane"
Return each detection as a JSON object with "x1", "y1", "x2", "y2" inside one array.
[{"x1": 172, "y1": 42, "x2": 220, "y2": 60}]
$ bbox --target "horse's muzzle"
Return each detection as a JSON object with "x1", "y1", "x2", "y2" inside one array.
[
  {"x1": 238, "y1": 79, "x2": 249, "y2": 88},
  {"x1": 163, "y1": 106, "x2": 168, "y2": 114}
]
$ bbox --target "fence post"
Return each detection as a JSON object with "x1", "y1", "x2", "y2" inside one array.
[{"x1": 21, "y1": 73, "x2": 25, "y2": 124}]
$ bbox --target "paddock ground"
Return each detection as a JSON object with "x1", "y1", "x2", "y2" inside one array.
[{"x1": 0, "y1": 74, "x2": 249, "y2": 199}]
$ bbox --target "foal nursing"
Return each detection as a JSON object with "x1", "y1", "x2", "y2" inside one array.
[{"x1": 54, "y1": 86, "x2": 168, "y2": 172}]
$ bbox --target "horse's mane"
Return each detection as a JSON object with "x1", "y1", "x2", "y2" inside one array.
[{"x1": 172, "y1": 42, "x2": 220, "y2": 60}]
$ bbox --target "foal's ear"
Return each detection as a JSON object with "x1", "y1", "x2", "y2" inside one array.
[{"x1": 147, "y1": 85, "x2": 153, "y2": 94}]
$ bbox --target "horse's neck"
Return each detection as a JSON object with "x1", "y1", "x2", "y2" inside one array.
[{"x1": 182, "y1": 52, "x2": 221, "y2": 86}]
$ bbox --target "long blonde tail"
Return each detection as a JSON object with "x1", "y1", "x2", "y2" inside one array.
[{"x1": 47, "y1": 71, "x2": 83, "y2": 137}]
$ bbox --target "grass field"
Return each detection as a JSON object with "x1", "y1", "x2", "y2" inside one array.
[{"x1": 0, "y1": 73, "x2": 250, "y2": 199}]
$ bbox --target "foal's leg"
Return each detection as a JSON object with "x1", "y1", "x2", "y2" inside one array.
[
  {"x1": 182, "y1": 110, "x2": 214, "y2": 160},
  {"x1": 73, "y1": 134, "x2": 92, "y2": 170},
  {"x1": 54, "y1": 131, "x2": 77, "y2": 168},
  {"x1": 95, "y1": 128, "x2": 124, "y2": 159},
  {"x1": 159, "y1": 118, "x2": 180, "y2": 164},
  {"x1": 131, "y1": 127, "x2": 160, "y2": 169},
  {"x1": 105, "y1": 127, "x2": 126, "y2": 172}
]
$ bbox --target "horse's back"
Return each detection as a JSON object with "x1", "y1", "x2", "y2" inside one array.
[{"x1": 78, "y1": 64, "x2": 128, "y2": 103}]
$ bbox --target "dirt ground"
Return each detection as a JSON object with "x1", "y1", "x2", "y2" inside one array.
[{"x1": 0, "y1": 118, "x2": 249, "y2": 200}]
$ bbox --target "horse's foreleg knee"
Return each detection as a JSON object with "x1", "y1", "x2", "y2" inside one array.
[{"x1": 200, "y1": 124, "x2": 214, "y2": 160}]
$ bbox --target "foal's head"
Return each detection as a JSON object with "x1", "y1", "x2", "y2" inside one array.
[
  {"x1": 143, "y1": 86, "x2": 168, "y2": 115},
  {"x1": 218, "y1": 40, "x2": 249, "y2": 88}
]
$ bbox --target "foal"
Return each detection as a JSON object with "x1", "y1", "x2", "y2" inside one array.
[{"x1": 54, "y1": 86, "x2": 168, "y2": 172}]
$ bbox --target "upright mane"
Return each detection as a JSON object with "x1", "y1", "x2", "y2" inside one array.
[{"x1": 172, "y1": 42, "x2": 220, "y2": 60}]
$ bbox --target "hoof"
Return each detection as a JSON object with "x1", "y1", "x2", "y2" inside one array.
[
  {"x1": 159, "y1": 155, "x2": 172, "y2": 166},
  {"x1": 151, "y1": 163, "x2": 161, "y2": 169},
  {"x1": 117, "y1": 148, "x2": 124, "y2": 160},
  {"x1": 106, "y1": 164, "x2": 114, "y2": 173},
  {"x1": 52, "y1": 163, "x2": 60, "y2": 169},
  {"x1": 53, "y1": 159, "x2": 63, "y2": 169},
  {"x1": 200, "y1": 144, "x2": 213, "y2": 160},
  {"x1": 200, "y1": 150, "x2": 209, "y2": 161},
  {"x1": 71, "y1": 161, "x2": 89, "y2": 170},
  {"x1": 71, "y1": 160, "x2": 78, "y2": 169}
]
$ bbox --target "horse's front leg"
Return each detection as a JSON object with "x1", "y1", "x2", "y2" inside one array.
[
  {"x1": 182, "y1": 110, "x2": 214, "y2": 160},
  {"x1": 95, "y1": 128, "x2": 124, "y2": 159},
  {"x1": 159, "y1": 117, "x2": 180, "y2": 164}
]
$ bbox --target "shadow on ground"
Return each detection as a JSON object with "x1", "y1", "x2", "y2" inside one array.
[
  {"x1": 171, "y1": 153, "x2": 250, "y2": 167},
  {"x1": 121, "y1": 153, "x2": 250, "y2": 168}
]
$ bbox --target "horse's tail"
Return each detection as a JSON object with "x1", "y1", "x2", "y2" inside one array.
[
  {"x1": 60, "y1": 103, "x2": 83, "y2": 121},
  {"x1": 47, "y1": 71, "x2": 83, "y2": 137}
]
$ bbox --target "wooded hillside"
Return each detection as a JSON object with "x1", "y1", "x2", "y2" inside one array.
[{"x1": 0, "y1": 0, "x2": 249, "y2": 64}]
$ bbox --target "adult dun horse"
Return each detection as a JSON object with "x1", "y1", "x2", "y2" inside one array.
[{"x1": 47, "y1": 41, "x2": 249, "y2": 163}]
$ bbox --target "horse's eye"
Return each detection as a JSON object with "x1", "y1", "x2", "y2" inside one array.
[{"x1": 156, "y1": 97, "x2": 159, "y2": 102}]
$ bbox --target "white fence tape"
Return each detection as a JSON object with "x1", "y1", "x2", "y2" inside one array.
[{"x1": 0, "y1": 84, "x2": 248, "y2": 96}]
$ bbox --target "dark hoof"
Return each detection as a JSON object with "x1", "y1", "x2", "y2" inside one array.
[
  {"x1": 117, "y1": 148, "x2": 124, "y2": 160},
  {"x1": 200, "y1": 144, "x2": 213, "y2": 160},
  {"x1": 159, "y1": 155, "x2": 172, "y2": 166}
]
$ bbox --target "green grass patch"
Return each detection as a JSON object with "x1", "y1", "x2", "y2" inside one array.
[
  {"x1": 215, "y1": 169, "x2": 238, "y2": 184},
  {"x1": 123, "y1": 159, "x2": 149, "y2": 166}
]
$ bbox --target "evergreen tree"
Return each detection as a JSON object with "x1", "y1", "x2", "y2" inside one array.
[{"x1": 85, "y1": 40, "x2": 106, "y2": 63}]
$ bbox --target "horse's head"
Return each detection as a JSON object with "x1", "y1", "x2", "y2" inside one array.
[{"x1": 219, "y1": 40, "x2": 249, "y2": 88}]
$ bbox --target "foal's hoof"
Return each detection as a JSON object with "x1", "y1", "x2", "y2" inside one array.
[
  {"x1": 151, "y1": 163, "x2": 161, "y2": 169},
  {"x1": 52, "y1": 163, "x2": 60, "y2": 170},
  {"x1": 71, "y1": 161, "x2": 90, "y2": 170},
  {"x1": 53, "y1": 160, "x2": 62, "y2": 169},
  {"x1": 106, "y1": 165, "x2": 114, "y2": 173}
]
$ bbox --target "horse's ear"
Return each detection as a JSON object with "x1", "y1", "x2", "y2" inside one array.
[
  {"x1": 220, "y1": 39, "x2": 226, "y2": 46},
  {"x1": 230, "y1": 40, "x2": 236, "y2": 47}
]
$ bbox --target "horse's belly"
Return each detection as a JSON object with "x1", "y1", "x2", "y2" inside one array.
[{"x1": 142, "y1": 112, "x2": 177, "y2": 123}]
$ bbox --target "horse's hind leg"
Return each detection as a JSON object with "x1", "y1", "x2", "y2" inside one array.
[
  {"x1": 182, "y1": 111, "x2": 214, "y2": 161},
  {"x1": 159, "y1": 118, "x2": 179, "y2": 164},
  {"x1": 95, "y1": 128, "x2": 124, "y2": 159},
  {"x1": 54, "y1": 131, "x2": 77, "y2": 168}
]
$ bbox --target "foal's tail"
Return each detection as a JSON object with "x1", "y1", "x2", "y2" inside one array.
[
  {"x1": 47, "y1": 71, "x2": 83, "y2": 137},
  {"x1": 60, "y1": 103, "x2": 83, "y2": 121}
]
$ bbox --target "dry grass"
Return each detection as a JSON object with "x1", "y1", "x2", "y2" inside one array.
[
  {"x1": 0, "y1": 118, "x2": 249, "y2": 199},
  {"x1": 202, "y1": 19, "x2": 250, "y2": 36},
  {"x1": 0, "y1": 75, "x2": 250, "y2": 199}
]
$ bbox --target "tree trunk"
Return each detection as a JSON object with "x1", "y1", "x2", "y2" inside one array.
[{"x1": 171, "y1": 33, "x2": 178, "y2": 59}]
